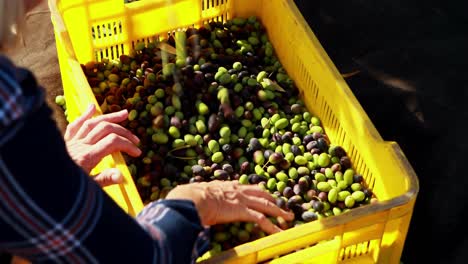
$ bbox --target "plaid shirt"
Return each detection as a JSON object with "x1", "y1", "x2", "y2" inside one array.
[{"x1": 0, "y1": 55, "x2": 209, "y2": 264}]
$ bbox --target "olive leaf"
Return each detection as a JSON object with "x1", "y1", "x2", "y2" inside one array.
[
  {"x1": 261, "y1": 78, "x2": 286, "y2": 92},
  {"x1": 100, "y1": 98, "x2": 108, "y2": 113},
  {"x1": 155, "y1": 42, "x2": 178, "y2": 55},
  {"x1": 167, "y1": 144, "x2": 197, "y2": 160}
]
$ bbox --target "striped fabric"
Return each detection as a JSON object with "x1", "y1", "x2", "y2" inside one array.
[{"x1": 0, "y1": 55, "x2": 210, "y2": 263}]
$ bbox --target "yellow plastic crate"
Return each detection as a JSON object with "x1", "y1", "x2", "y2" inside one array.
[{"x1": 48, "y1": 0, "x2": 419, "y2": 263}]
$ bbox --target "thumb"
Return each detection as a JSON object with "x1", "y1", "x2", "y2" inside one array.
[{"x1": 93, "y1": 168, "x2": 124, "y2": 187}]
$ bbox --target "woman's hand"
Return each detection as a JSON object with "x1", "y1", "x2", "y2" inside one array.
[
  {"x1": 64, "y1": 104, "x2": 142, "y2": 186},
  {"x1": 166, "y1": 180, "x2": 295, "y2": 234}
]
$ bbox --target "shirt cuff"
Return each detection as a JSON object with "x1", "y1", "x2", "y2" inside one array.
[{"x1": 136, "y1": 199, "x2": 211, "y2": 264}]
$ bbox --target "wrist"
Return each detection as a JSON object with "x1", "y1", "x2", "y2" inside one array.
[{"x1": 166, "y1": 184, "x2": 211, "y2": 227}]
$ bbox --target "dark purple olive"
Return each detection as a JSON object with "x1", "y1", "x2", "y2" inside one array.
[
  {"x1": 312, "y1": 132, "x2": 323, "y2": 140},
  {"x1": 337, "y1": 201, "x2": 346, "y2": 210},
  {"x1": 363, "y1": 188, "x2": 373, "y2": 198},
  {"x1": 232, "y1": 173, "x2": 241, "y2": 181},
  {"x1": 198, "y1": 159, "x2": 207, "y2": 166},
  {"x1": 312, "y1": 200, "x2": 324, "y2": 212},
  {"x1": 208, "y1": 113, "x2": 222, "y2": 133},
  {"x1": 211, "y1": 163, "x2": 221, "y2": 171},
  {"x1": 222, "y1": 164, "x2": 234, "y2": 174},
  {"x1": 248, "y1": 174, "x2": 266, "y2": 184},
  {"x1": 279, "y1": 159, "x2": 291, "y2": 170},
  {"x1": 283, "y1": 186, "x2": 294, "y2": 198},
  {"x1": 214, "y1": 169, "x2": 229, "y2": 180},
  {"x1": 276, "y1": 198, "x2": 287, "y2": 210},
  {"x1": 271, "y1": 133, "x2": 283, "y2": 144},
  {"x1": 298, "y1": 177, "x2": 309, "y2": 191},
  {"x1": 193, "y1": 71, "x2": 205, "y2": 86},
  {"x1": 200, "y1": 62, "x2": 216, "y2": 72},
  {"x1": 204, "y1": 72, "x2": 214, "y2": 83},
  {"x1": 240, "y1": 161, "x2": 250, "y2": 173},
  {"x1": 316, "y1": 138, "x2": 328, "y2": 151},
  {"x1": 282, "y1": 132, "x2": 293, "y2": 143},
  {"x1": 238, "y1": 70, "x2": 249, "y2": 79},
  {"x1": 287, "y1": 195, "x2": 303, "y2": 209},
  {"x1": 318, "y1": 191, "x2": 328, "y2": 202},
  {"x1": 192, "y1": 165, "x2": 205, "y2": 176},
  {"x1": 190, "y1": 175, "x2": 205, "y2": 183},
  {"x1": 237, "y1": 138, "x2": 247, "y2": 148},
  {"x1": 305, "y1": 189, "x2": 317, "y2": 201},
  {"x1": 263, "y1": 149, "x2": 274, "y2": 160},
  {"x1": 353, "y1": 174, "x2": 364, "y2": 183},
  {"x1": 340, "y1": 156, "x2": 352, "y2": 169},
  {"x1": 249, "y1": 138, "x2": 262, "y2": 151},
  {"x1": 203, "y1": 134, "x2": 212, "y2": 144},
  {"x1": 331, "y1": 163, "x2": 342, "y2": 173},
  {"x1": 286, "y1": 179, "x2": 296, "y2": 188},
  {"x1": 333, "y1": 146, "x2": 347, "y2": 158},
  {"x1": 253, "y1": 125, "x2": 263, "y2": 137},
  {"x1": 290, "y1": 145, "x2": 301, "y2": 156},
  {"x1": 301, "y1": 211, "x2": 318, "y2": 222},
  {"x1": 222, "y1": 144, "x2": 233, "y2": 154},
  {"x1": 303, "y1": 134, "x2": 314, "y2": 145},
  {"x1": 268, "y1": 152, "x2": 284, "y2": 164},
  {"x1": 310, "y1": 148, "x2": 321, "y2": 155},
  {"x1": 306, "y1": 141, "x2": 318, "y2": 151}
]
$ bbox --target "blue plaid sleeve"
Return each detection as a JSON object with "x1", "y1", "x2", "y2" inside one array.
[
  {"x1": 137, "y1": 200, "x2": 211, "y2": 264},
  {"x1": 0, "y1": 55, "x2": 210, "y2": 263}
]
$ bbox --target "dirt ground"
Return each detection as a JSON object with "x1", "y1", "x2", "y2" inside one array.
[
  {"x1": 3, "y1": 0, "x2": 468, "y2": 264},
  {"x1": 6, "y1": 1, "x2": 68, "y2": 135}
]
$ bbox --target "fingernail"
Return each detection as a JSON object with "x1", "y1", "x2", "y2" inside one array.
[
  {"x1": 112, "y1": 173, "x2": 124, "y2": 184},
  {"x1": 135, "y1": 148, "x2": 142, "y2": 156},
  {"x1": 87, "y1": 104, "x2": 94, "y2": 111}
]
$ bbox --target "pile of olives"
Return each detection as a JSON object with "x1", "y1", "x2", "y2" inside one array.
[{"x1": 75, "y1": 16, "x2": 376, "y2": 256}]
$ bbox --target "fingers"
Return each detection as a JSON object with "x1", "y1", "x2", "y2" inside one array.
[
  {"x1": 75, "y1": 109, "x2": 129, "y2": 140},
  {"x1": 241, "y1": 185, "x2": 276, "y2": 203},
  {"x1": 83, "y1": 121, "x2": 140, "y2": 145},
  {"x1": 64, "y1": 104, "x2": 96, "y2": 140},
  {"x1": 87, "y1": 134, "x2": 142, "y2": 169},
  {"x1": 93, "y1": 168, "x2": 124, "y2": 187},
  {"x1": 241, "y1": 195, "x2": 295, "y2": 222},
  {"x1": 240, "y1": 208, "x2": 283, "y2": 234}
]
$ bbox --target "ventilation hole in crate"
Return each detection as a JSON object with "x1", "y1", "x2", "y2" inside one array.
[
  {"x1": 341, "y1": 242, "x2": 371, "y2": 260},
  {"x1": 336, "y1": 126, "x2": 344, "y2": 146},
  {"x1": 322, "y1": 102, "x2": 329, "y2": 124},
  {"x1": 321, "y1": 100, "x2": 330, "y2": 124},
  {"x1": 361, "y1": 166, "x2": 370, "y2": 182},
  {"x1": 348, "y1": 144, "x2": 356, "y2": 160},
  {"x1": 368, "y1": 172, "x2": 376, "y2": 190},
  {"x1": 92, "y1": 21, "x2": 123, "y2": 40},
  {"x1": 326, "y1": 110, "x2": 339, "y2": 140},
  {"x1": 326, "y1": 106, "x2": 332, "y2": 126},
  {"x1": 96, "y1": 25, "x2": 102, "y2": 39},
  {"x1": 355, "y1": 154, "x2": 364, "y2": 175}
]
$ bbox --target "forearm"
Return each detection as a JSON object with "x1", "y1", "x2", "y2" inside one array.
[{"x1": 0, "y1": 97, "x2": 208, "y2": 263}]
